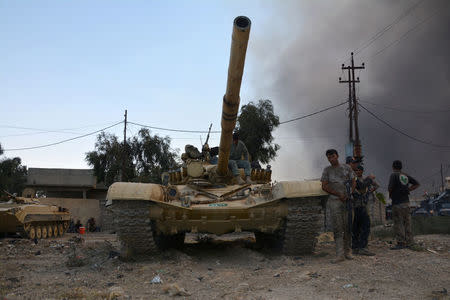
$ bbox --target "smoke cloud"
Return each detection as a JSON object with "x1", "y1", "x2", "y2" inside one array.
[{"x1": 249, "y1": 0, "x2": 450, "y2": 195}]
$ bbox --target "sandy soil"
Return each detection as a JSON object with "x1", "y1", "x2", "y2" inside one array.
[{"x1": 0, "y1": 232, "x2": 449, "y2": 299}]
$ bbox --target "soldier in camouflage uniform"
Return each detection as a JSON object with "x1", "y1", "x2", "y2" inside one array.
[{"x1": 321, "y1": 149, "x2": 356, "y2": 263}]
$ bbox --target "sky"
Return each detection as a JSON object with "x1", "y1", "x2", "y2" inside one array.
[{"x1": 1, "y1": 0, "x2": 449, "y2": 197}]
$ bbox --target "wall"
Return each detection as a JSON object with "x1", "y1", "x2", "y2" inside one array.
[{"x1": 38, "y1": 198, "x2": 101, "y2": 228}]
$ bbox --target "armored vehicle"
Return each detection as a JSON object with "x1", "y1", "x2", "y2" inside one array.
[
  {"x1": 0, "y1": 193, "x2": 71, "y2": 239},
  {"x1": 106, "y1": 16, "x2": 328, "y2": 257}
]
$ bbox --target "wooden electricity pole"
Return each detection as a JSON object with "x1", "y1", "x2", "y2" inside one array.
[
  {"x1": 121, "y1": 110, "x2": 128, "y2": 181},
  {"x1": 339, "y1": 52, "x2": 365, "y2": 162}
]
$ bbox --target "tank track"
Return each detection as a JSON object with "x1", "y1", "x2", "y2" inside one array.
[
  {"x1": 256, "y1": 197, "x2": 324, "y2": 255},
  {"x1": 110, "y1": 200, "x2": 159, "y2": 257},
  {"x1": 281, "y1": 197, "x2": 324, "y2": 254}
]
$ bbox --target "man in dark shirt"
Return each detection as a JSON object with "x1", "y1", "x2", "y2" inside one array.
[
  {"x1": 352, "y1": 165, "x2": 379, "y2": 256},
  {"x1": 388, "y1": 160, "x2": 420, "y2": 249}
]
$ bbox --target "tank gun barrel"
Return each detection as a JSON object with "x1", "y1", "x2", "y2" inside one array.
[{"x1": 217, "y1": 16, "x2": 251, "y2": 176}]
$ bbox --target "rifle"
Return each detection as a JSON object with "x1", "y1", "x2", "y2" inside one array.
[
  {"x1": 202, "y1": 123, "x2": 213, "y2": 160},
  {"x1": 344, "y1": 180, "x2": 353, "y2": 235},
  {"x1": 204, "y1": 123, "x2": 212, "y2": 148}
]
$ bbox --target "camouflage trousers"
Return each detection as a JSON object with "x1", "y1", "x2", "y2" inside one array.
[
  {"x1": 392, "y1": 203, "x2": 414, "y2": 246},
  {"x1": 329, "y1": 198, "x2": 351, "y2": 255}
]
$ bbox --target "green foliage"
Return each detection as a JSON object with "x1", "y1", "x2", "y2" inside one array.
[
  {"x1": 86, "y1": 129, "x2": 179, "y2": 186},
  {"x1": 375, "y1": 192, "x2": 386, "y2": 204},
  {"x1": 131, "y1": 129, "x2": 179, "y2": 183},
  {"x1": 0, "y1": 156, "x2": 27, "y2": 196},
  {"x1": 236, "y1": 99, "x2": 280, "y2": 164}
]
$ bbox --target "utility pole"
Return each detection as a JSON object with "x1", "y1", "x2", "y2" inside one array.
[
  {"x1": 339, "y1": 52, "x2": 365, "y2": 162},
  {"x1": 121, "y1": 110, "x2": 128, "y2": 181},
  {"x1": 441, "y1": 163, "x2": 444, "y2": 192}
]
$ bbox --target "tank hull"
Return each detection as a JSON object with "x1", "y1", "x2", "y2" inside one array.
[{"x1": 107, "y1": 181, "x2": 327, "y2": 256}]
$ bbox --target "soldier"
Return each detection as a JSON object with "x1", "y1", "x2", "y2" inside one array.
[
  {"x1": 321, "y1": 149, "x2": 356, "y2": 262},
  {"x1": 228, "y1": 132, "x2": 253, "y2": 185},
  {"x1": 388, "y1": 160, "x2": 420, "y2": 250},
  {"x1": 352, "y1": 165, "x2": 379, "y2": 256}
]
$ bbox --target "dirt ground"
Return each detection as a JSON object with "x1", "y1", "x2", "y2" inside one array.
[{"x1": 0, "y1": 232, "x2": 449, "y2": 300}]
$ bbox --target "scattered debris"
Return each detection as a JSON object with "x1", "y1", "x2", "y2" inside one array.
[
  {"x1": 308, "y1": 272, "x2": 320, "y2": 279},
  {"x1": 108, "y1": 286, "x2": 125, "y2": 299},
  {"x1": 150, "y1": 275, "x2": 162, "y2": 284},
  {"x1": 342, "y1": 284, "x2": 354, "y2": 289},
  {"x1": 235, "y1": 283, "x2": 250, "y2": 292},
  {"x1": 162, "y1": 283, "x2": 191, "y2": 297},
  {"x1": 432, "y1": 288, "x2": 448, "y2": 296},
  {"x1": 426, "y1": 248, "x2": 439, "y2": 255}
]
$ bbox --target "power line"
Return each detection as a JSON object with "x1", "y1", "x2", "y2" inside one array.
[
  {"x1": 366, "y1": 7, "x2": 442, "y2": 61},
  {"x1": 360, "y1": 99, "x2": 450, "y2": 114},
  {"x1": 3, "y1": 121, "x2": 123, "y2": 151},
  {"x1": 0, "y1": 121, "x2": 123, "y2": 138},
  {"x1": 128, "y1": 121, "x2": 221, "y2": 134},
  {"x1": 358, "y1": 102, "x2": 450, "y2": 148},
  {"x1": 1, "y1": 102, "x2": 352, "y2": 151},
  {"x1": 353, "y1": 0, "x2": 425, "y2": 55},
  {"x1": 280, "y1": 101, "x2": 348, "y2": 125}
]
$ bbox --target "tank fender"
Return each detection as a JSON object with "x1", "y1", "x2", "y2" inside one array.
[
  {"x1": 272, "y1": 180, "x2": 327, "y2": 200},
  {"x1": 106, "y1": 182, "x2": 166, "y2": 206}
]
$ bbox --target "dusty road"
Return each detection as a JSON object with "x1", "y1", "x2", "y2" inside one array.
[{"x1": 0, "y1": 232, "x2": 449, "y2": 299}]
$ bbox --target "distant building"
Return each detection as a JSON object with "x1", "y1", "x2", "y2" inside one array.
[{"x1": 22, "y1": 168, "x2": 111, "y2": 231}]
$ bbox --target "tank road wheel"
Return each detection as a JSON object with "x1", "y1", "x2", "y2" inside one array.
[
  {"x1": 53, "y1": 224, "x2": 59, "y2": 237},
  {"x1": 41, "y1": 226, "x2": 48, "y2": 239},
  {"x1": 110, "y1": 200, "x2": 159, "y2": 258},
  {"x1": 279, "y1": 197, "x2": 324, "y2": 255},
  {"x1": 47, "y1": 225, "x2": 53, "y2": 238},
  {"x1": 36, "y1": 226, "x2": 42, "y2": 239},
  {"x1": 58, "y1": 223, "x2": 64, "y2": 236},
  {"x1": 28, "y1": 226, "x2": 36, "y2": 239}
]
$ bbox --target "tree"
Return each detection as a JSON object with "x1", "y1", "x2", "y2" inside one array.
[
  {"x1": 85, "y1": 132, "x2": 131, "y2": 186},
  {"x1": 236, "y1": 99, "x2": 280, "y2": 164},
  {"x1": 0, "y1": 150, "x2": 28, "y2": 196},
  {"x1": 86, "y1": 129, "x2": 179, "y2": 186},
  {"x1": 131, "y1": 128, "x2": 179, "y2": 183}
]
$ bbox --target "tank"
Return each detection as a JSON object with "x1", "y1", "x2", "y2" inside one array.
[
  {"x1": 106, "y1": 16, "x2": 328, "y2": 257},
  {"x1": 0, "y1": 192, "x2": 71, "y2": 239}
]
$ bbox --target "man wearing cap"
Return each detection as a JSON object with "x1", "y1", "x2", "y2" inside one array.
[
  {"x1": 228, "y1": 132, "x2": 253, "y2": 185},
  {"x1": 321, "y1": 149, "x2": 356, "y2": 262},
  {"x1": 352, "y1": 165, "x2": 379, "y2": 256},
  {"x1": 388, "y1": 160, "x2": 420, "y2": 250}
]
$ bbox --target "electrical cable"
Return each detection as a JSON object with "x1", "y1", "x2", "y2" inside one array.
[
  {"x1": 280, "y1": 101, "x2": 348, "y2": 124},
  {"x1": 358, "y1": 103, "x2": 450, "y2": 148},
  {"x1": 0, "y1": 121, "x2": 123, "y2": 138},
  {"x1": 1, "y1": 101, "x2": 360, "y2": 150},
  {"x1": 3, "y1": 121, "x2": 123, "y2": 151},
  {"x1": 353, "y1": 0, "x2": 426, "y2": 55},
  {"x1": 365, "y1": 8, "x2": 442, "y2": 61},
  {"x1": 128, "y1": 121, "x2": 221, "y2": 134},
  {"x1": 360, "y1": 99, "x2": 450, "y2": 114}
]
